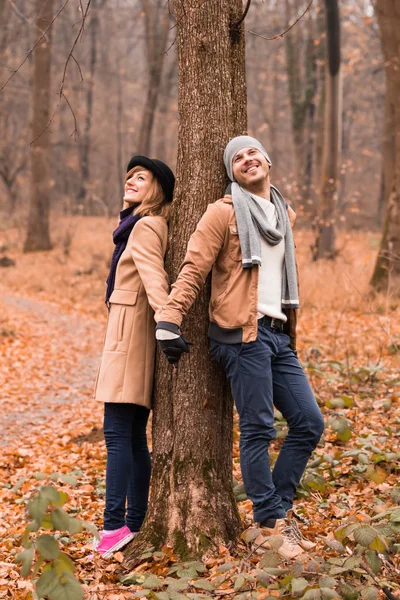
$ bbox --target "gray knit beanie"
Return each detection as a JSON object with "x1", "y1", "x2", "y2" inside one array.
[{"x1": 223, "y1": 136, "x2": 272, "y2": 181}]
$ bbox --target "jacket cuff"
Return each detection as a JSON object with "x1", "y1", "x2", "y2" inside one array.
[{"x1": 156, "y1": 321, "x2": 180, "y2": 335}]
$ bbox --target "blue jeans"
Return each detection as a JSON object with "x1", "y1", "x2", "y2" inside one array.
[
  {"x1": 210, "y1": 321, "x2": 324, "y2": 524},
  {"x1": 103, "y1": 403, "x2": 151, "y2": 532}
]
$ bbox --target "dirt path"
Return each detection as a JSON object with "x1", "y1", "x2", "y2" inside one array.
[{"x1": 0, "y1": 293, "x2": 105, "y2": 447}]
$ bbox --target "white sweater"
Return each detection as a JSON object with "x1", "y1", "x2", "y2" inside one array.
[{"x1": 253, "y1": 195, "x2": 287, "y2": 322}]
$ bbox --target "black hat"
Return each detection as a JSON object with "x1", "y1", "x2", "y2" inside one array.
[{"x1": 126, "y1": 155, "x2": 175, "y2": 203}]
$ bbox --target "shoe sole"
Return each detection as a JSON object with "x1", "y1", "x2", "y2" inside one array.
[{"x1": 99, "y1": 533, "x2": 135, "y2": 559}]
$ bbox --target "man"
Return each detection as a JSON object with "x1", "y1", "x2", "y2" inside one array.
[{"x1": 156, "y1": 136, "x2": 324, "y2": 559}]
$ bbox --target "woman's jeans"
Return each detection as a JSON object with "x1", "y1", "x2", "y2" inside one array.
[
  {"x1": 103, "y1": 403, "x2": 151, "y2": 532},
  {"x1": 210, "y1": 320, "x2": 324, "y2": 524}
]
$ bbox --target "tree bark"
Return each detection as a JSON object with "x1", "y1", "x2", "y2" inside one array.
[
  {"x1": 314, "y1": 0, "x2": 341, "y2": 260},
  {"x1": 77, "y1": 0, "x2": 101, "y2": 213},
  {"x1": 371, "y1": 0, "x2": 400, "y2": 293},
  {"x1": 24, "y1": 0, "x2": 54, "y2": 252},
  {"x1": 124, "y1": 0, "x2": 247, "y2": 563}
]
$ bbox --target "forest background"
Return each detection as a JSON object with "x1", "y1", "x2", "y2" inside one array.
[{"x1": 0, "y1": 0, "x2": 399, "y2": 599}]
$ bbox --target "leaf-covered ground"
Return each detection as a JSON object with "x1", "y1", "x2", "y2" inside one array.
[{"x1": 0, "y1": 218, "x2": 399, "y2": 599}]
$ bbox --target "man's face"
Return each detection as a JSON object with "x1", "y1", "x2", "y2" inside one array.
[{"x1": 232, "y1": 147, "x2": 270, "y2": 188}]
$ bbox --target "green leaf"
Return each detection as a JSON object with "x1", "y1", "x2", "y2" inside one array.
[
  {"x1": 120, "y1": 571, "x2": 146, "y2": 585},
  {"x1": 301, "y1": 589, "x2": 321, "y2": 600},
  {"x1": 35, "y1": 473, "x2": 48, "y2": 481},
  {"x1": 365, "y1": 550, "x2": 382, "y2": 576},
  {"x1": 36, "y1": 568, "x2": 59, "y2": 598},
  {"x1": 58, "y1": 474, "x2": 78, "y2": 486},
  {"x1": 241, "y1": 527, "x2": 261, "y2": 543},
  {"x1": 234, "y1": 575, "x2": 245, "y2": 591},
  {"x1": 216, "y1": 561, "x2": 237, "y2": 573},
  {"x1": 291, "y1": 577, "x2": 309, "y2": 593},
  {"x1": 185, "y1": 561, "x2": 205, "y2": 574},
  {"x1": 369, "y1": 536, "x2": 388, "y2": 552},
  {"x1": 28, "y1": 495, "x2": 47, "y2": 525},
  {"x1": 320, "y1": 589, "x2": 341, "y2": 600},
  {"x1": 165, "y1": 577, "x2": 190, "y2": 592},
  {"x1": 389, "y1": 508, "x2": 400, "y2": 523},
  {"x1": 36, "y1": 534, "x2": 61, "y2": 560},
  {"x1": 169, "y1": 593, "x2": 190, "y2": 600},
  {"x1": 143, "y1": 574, "x2": 164, "y2": 589},
  {"x1": 263, "y1": 567, "x2": 288, "y2": 576},
  {"x1": 256, "y1": 569, "x2": 272, "y2": 588},
  {"x1": 361, "y1": 587, "x2": 379, "y2": 600},
  {"x1": 15, "y1": 547, "x2": 34, "y2": 577},
  {"x1": 176, "y1": 567, "x2": 199, "y2": 578},
  {"x1": 338, "y1": 582, "x2": 359, "y2": 600},
  {"x1": 153, "y1": 593, "x2": 170, "y2": 600},
  {"x1": 353, "y1": 526, "x2": 378, "y2": 547},
  {"x1": 51, "y1": 508, "x2": 70, "y2": 531},
  {"x1": 40, "y1": 486, "x2": 61, "y2": 504},
  {"x1": 319, "y1": 576, "x2": 337, "y2": 589},
  {"x1": 54, "y1": 553, "x2": 76, "y2": 575},
  {"x1": 130, "y1": 592, "x2": 150, "y2": 599},
  {"x1": 191, "y1": 579, "x2": 215, "y2": 592},
  {"x1": 260, "y1": 550, "x2": 281, "y2": 568}
]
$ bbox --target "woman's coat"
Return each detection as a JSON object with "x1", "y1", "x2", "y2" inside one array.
[{"x1": 95, "y1": 215, "x2": 169, "y2": 408}]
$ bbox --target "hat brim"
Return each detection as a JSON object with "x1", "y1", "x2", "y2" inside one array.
[{"x1": 126, "y1": 155, "x2": 174, "y2": 202}]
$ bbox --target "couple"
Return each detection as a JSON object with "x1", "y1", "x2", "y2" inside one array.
[{"x1": 93, "y1": 136, "x2": 325, "y2": 560}]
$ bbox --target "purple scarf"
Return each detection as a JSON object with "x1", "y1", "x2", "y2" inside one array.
[{"x1": 105, "y1": 205, "x2": 141, "y2": 303}]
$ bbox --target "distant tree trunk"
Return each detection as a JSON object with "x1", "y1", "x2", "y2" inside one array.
[
  {"x1": 284, "y1": 0, "x2": 317, "y2": 211},
  {"x1": 314, "y1": 0, "x2": 341, "y2": 260},
  {"x1": 24, "y1": 0, "x2": 54, "y2": 252},
  {"x1": 136, "y1": 0, "x2": 171, "y2": 156},
  {"x1": 371, "y1": 0, "x2": 400, "y2": 293},
  {"x1": 154, "y1": 57, "x2": 177, "y2": 163},
  {"x1": 124, "y1": 0, "x2": 247, "y2": 563},
  {"x1": 77, "y1": 0, "x2": 101, "y2": 214},
  {"x1": 377, "y1": 86, "x2": 395, "y2": 225}
]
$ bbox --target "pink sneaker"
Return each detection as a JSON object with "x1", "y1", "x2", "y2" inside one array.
[{"x1": 93, "y1": 525, "x2": 136, "y2": 558}]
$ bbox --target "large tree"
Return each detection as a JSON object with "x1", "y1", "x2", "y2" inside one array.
[
  {"x1": 371, "y1": 0, "x2": 400, "y2": 293},
  {"x1": 314, "y1": 0, "x2": 341, "y2": 259},
  {"x1": 24, "y1": 0, "x2": 54, "y2": 252},
  {"x1": 125, "y1": 0, "x2": 247, "y2": 562}
]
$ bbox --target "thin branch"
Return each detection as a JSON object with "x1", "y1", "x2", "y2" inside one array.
[
  {"x1": 234, "y1": 0, "x2": 252, "y2": 29},
  {"x1": 60, "y1": 0, "x2": 92, "y2": 96},
  {"x1": 246, "y1": 0, "x2": 313, "y2": 41},
  {"x1": 0, "y1": 0, "x2": 70, "y2": 90},
  {"x1": 6, "y1": 0, "x2": 33, "y2": 25}
]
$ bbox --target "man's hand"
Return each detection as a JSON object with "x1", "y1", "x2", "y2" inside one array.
[
  {"x1": 158, "y1": 336, "x2": 191, "y2": 365},
  {"x1": 156, "y1": 321, "x2": 192, "y2": 365}
]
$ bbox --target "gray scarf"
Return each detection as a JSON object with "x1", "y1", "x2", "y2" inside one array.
[{"x1": 231, "y1": 182, "x2": 299, "y2": 308}]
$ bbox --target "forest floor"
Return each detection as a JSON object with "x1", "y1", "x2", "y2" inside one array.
[{"x1": 0, "y1": 217, "x2": 399, "y2": 600}]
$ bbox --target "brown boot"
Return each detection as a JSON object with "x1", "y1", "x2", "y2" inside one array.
[
  {"x1": 260, "y1": 518, "x2": 304, "y2": 559},
  {"x1": 286, "y1": 510, "x2": 316, "y2": 550}
]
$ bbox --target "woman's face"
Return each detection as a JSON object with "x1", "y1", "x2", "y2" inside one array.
[{"x1": 123, "y1": 168, "x2": 154, "y2": 205}]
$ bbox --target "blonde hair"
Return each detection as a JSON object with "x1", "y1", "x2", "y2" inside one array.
[{"x1": 125, "y1": 166, "x2": 172, "y2": 221}]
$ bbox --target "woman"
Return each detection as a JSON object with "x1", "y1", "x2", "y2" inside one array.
[{"x1": 93, "y1": 155, "x2": 175, "y2": 558}]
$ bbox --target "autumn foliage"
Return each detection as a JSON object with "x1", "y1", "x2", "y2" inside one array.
[{"x1": 0, "y1": 218, "x2": 399, "y2": 599}]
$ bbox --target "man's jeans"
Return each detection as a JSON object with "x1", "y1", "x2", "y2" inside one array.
[
  {"x1": 210, "y1": 320, "x2": 324, "y2": 524},
  {"x1": 103, "y1": 403, "x2": 151, "y2": 532}
]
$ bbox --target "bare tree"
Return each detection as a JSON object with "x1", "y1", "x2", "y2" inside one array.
[
  {"x1": 125, "y1": 0, "x2": 247, "y2": 561},
  {"x1": 314, "y1": 0, "x2": 341, "y2": 259},
  {"x1": 371, "y1": 0, "x2": 400, "y2": 293},
  {"x1": 24, "y1": 0, "x2": 54, "y2": 252},
  {"x1": 136, "y1": 0, "x2": 171, "y2": 156}
]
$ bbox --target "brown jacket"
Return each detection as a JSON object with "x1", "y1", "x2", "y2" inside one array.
[
  {"x1": 156, "y1": 195, "x2": 298, "y2": 349},
  {"x1": 95, "y1": 216, "x2": 169, "y2": 408}
]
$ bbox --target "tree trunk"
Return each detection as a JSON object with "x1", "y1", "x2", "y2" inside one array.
[
  {"x1": 77, "y1": 0, "x2": 100, "y2": 213},
  {"x1": 314, "y1": 0, "x2": 341, "y2": 260},
  {"x1": 371, "y1": 0, "x2": 400, "y2": 293},
  {"x1": 124, "y1": 0, "x2": 247, "y2": 563},
  {"x1": 284, "y1": 0, "x2": 318, "y2": 210},
  {"x1": 24, "y1": 0, "x2": 54, "y2": 252},
  {"x1": 136, "y1": 0, "x2": 171, "y2": 156}
]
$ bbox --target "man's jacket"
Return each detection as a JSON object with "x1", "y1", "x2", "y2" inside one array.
[{"x1": 156, "y1": 194, "x2": 298, "y2": 350}]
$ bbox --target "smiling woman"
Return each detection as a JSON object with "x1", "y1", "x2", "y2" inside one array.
[{"x1": 92, "y1": 155, "x2": 175, "y2": 559}]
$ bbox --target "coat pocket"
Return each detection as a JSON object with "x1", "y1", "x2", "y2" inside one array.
[
  {"x1": 228, "y1": 225, "x2": 242, "y2": 262},
  {"x1": 104, "y1": 290, "x2": 138, "y2": 353}
]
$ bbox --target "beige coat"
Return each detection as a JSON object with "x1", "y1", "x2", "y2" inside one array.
[{"x1": 95, "y1": 216, "x2": 169, "y2": 408}]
